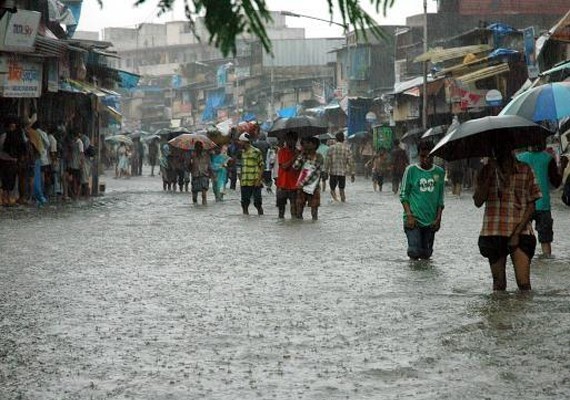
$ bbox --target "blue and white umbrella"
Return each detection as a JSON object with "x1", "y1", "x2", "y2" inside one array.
[{"x1": 500, "y1": 82, "x2": 570, "y2": 124}]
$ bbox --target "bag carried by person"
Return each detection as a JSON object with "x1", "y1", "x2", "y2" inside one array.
[
  {"x1": 562, "y1": 175, "x2": 570, "y2": 207},
  {"x1": 84, "y1": 144, "x2": 96, "y2": 157},
  {"x1": 296, "y1": 162, "x2": 320, "y2": 195}
]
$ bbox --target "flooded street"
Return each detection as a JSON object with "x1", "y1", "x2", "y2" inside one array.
[{"x1": 2, "y1": 171, "x2": 570, "y2": 399}]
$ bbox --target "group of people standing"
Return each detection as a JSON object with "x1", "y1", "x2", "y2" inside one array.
[
  {"x1": 0, "y1": 116, "x2": 94, "y2": 207},
  {"x1": 111, "y1": 137, "x2": 146, "y2": 179}
]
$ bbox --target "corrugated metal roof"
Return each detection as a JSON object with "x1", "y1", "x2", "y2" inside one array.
[
  {"x1": 391, "y1": 76, "x2": 444, "y2": 94},
  {"x1": 35, "y1": 37, "x2": 67, "y2": 57},
  {"x1": 263, "y1": 38, "x2": 344, "y2": 67},
  {"x1": 414, "y1": 44, "x2": 492, "y2": 63},
  {"x1": 455, "y1": 63, "x2": 510, "y2": 84}
]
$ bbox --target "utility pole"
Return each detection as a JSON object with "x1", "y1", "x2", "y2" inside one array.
[{"x1": 422, "y1": 0, "x2": 428, "y2": 129}]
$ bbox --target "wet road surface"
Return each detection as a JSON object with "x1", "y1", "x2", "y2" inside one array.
[{"x1": 1, "y1": 170, "x2": 570, "y2": 399}]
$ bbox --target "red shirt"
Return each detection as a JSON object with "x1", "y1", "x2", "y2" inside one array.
[{"x1": 276, "y1": 147, "x2": 300, "y2": 190}]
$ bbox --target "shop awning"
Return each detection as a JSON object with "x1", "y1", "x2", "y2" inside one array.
[
  {"x1": 103, "y1": 105, "x2": 122, "y2": 122},
  {"x1": 66, "y1": 79, "x2": 107, "y2": 97},
  {"x1": 391, "y1": 76, "x2": 445, "y2": 96},
  {"x1": 414, "y1": 44, "x2": 492, "y2": 63},
  {"x1": 436, "y1": 49, "x2": 519, "y2": 77},
  {"x1": 35, "y1": 37, "x2": 67, "y2": 57},
  {"x1": 455, "y1": 63, "x2": 510, "y2": 84}
]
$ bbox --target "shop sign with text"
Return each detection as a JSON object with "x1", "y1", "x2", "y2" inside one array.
[
  {"x1": 2, "y1": 58, "x2": 42, "y2": 98},
  {"x1": 0, "y1": 10, "x2": 41, "y2": 52}
]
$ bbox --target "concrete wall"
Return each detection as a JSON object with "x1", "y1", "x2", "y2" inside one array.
[
  {"x1": 73, "y1": 31, "x2": 99, "y2": 41},
  {"x1": 263, "y1": 38, "x2": 344, "y2": 67}
]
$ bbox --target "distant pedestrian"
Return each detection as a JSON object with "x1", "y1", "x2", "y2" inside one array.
[
  {"x1": 227, "y1": 136, "x2": 241, "y2": 190},
  {"x1": 517, "y1": 140, "x2": 567, "y2": 257},
  {"x1": 239, "y1": 133, "x2": 264, "y2": 215},
  {"x1": 68, "y1": 130, "x2": 84, "y2": 198},
  {"x1": 400, "y1": 141, "x2": 445, "y2": 260},
  {"x1": 473, "y1": 144, "x2": 541, "y2": 291},
  {"x1": 189, "y1": 141, "x2": 214, "y2": 205},
  {"x1": 316, "y1": 138, "x2": 330, "y2": 192},
  {"x1": 0, "y1": 118, "x2": 26, "y2": 207},
  {"x1": 136, "y1": 137, "x2": 144, "y2": 176},
  {"x1": 148, "y1": 138, "x2": 159, "y2": 176},
  {"x1": 390, "y1": 139, "x2": 409, "y2": 194},
  {"x1": 325, "y1": 131, "x2": 355, "y2": 202},
  {"x1": 448, "y1": 159, "x2": 466, "y2": 198},
  {"x1": 117, "y1": 143, "x2": 130, "y2": 179},
  {"x1": 293, "y1": 136, "x2": 324, "y2": 221},
  {"x1": 47, "y1": 128, "x2": 59, "y2": 197},
  {"x1": 276, "y1": 131, "x2": 300, "y2": 219},
  {"x1": 159, "y1": 143, "x2": 173, "y2": 190},
  {"x1": 367, "y1": 148, "x2": 390, "y2": 192},
  {"x1": 255, "y1": 133, "x2": 273, "y2": 193},
  {"x1": 264, "y1": 144, "x2": 276, "y2": 193},
  {"x1": 210, "y1": 146, "x2": 229, "y2": 201},
  {"x1": 80, "y1": 131, "x2": 92, "y2": 197}
]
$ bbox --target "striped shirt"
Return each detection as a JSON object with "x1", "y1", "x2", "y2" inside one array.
[
  {"x1": 325, "y1": 142, "x2": 355, "y2": 176},
  {"x1": 479, "y1": 162, "x2": 541, "y2": 237},
  {"x1": 240, "y1": 146, "x2": 264, "y2": 186}
]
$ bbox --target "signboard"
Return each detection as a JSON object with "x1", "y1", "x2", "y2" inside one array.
[
  {"x1": 373, "y1": 125, "x2": 394, "y2": 151},
  {"x1": 2, "y1": 58, "x2": 42, "y2": 98},
  {"x1": 523, "y1": 27, "x2": 539, "y2": 79},
  {"x1": 485, "y1": 89, "x2": 503, "y2": 107},
  {"x1": 0, "y1": 10, "x2": 41, "y2": 52}
]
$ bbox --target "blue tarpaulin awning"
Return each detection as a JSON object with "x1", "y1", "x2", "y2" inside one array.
[
  {"x1": 118, "y1": 70, "x2": 141, "y2": 89},
  {"x1": 240, "y1": 113, "x2": 256, "y2": 122},
  {"x1": 277, "y1": 106, "x2": 298, "y2": 118},
  {"x1": 201, "y1": 88, "x2": 227, "y2": 122}
]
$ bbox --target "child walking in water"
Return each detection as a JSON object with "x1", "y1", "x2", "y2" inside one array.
[{"x1": 293, "y1": 137, "x2": 324, "y2": 221}]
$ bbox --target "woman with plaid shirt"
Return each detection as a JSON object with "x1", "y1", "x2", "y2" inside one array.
[{"x1": 474, "y1": 145, "x2": 541, "y2": 292}]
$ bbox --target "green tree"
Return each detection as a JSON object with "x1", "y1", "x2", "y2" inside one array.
[{"x1": 97, "y1": 0, "x2": 395, "y2": 56}]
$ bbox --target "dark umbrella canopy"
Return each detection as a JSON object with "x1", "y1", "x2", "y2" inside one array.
[
  {"x1": 430, "y1": 115, "x2": 552, "y2": 161},
  {"x1": 400, "y1": 127, "x2": 425, "y2": 143},
  {"x1": 421, "y1": 125, "x2": 448, "y2": 139},
  {"x1": 156, "y1": 127, "x2": 191, "y2": 137},
  {"x1": 268, "y1": 116, "x2": 327, "y2": 139},
  {"x1": 315, "y1": 132, "x2": 335, "y2": 141},
  {"x1": 347, "y1": 131, "x2": 370, "y2": 141}
]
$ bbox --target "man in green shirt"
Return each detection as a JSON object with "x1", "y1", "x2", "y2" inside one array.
[
  {"x1": 239, "y1": 133, "x2": 264, "y2": 215},
  {"x1": 400, "y1": 141, "x2": 445, "y2": 260}
]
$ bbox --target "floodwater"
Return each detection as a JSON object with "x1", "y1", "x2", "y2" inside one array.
[{"x1": 1, "y1": 171, "x2": 570, "y2": 399}]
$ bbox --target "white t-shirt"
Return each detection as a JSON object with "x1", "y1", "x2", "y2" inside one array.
[
  {"x1": 48, "y1": 134, "x2": 57, "y2": 154},
  {"x1": 70, "y1": 137, "x2": 84, "y2": 169},
  {"x1": 37, "y1": 128, "x2": 51, "y2": 166}
]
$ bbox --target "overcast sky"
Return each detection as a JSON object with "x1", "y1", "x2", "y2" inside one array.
[{"x1": 77, "y1": 0, "x2": 438, "y2": 37}]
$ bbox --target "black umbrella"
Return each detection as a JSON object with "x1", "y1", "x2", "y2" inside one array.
[
  {"x1": 268, "y1": 116, "x2": 327, "y2": 139},
  {"x1": 315, "y1": 132, "x2": 335, "y2": 141},
  {"x1": 421, "y1": 125, "x2": 448, "y2": 140},
  {"x1": 430, "y1": 115, "x2": 553, "y2": 161},
  {"x1": 400, "y1": 127, "x2": 425, "y2": 143}
]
